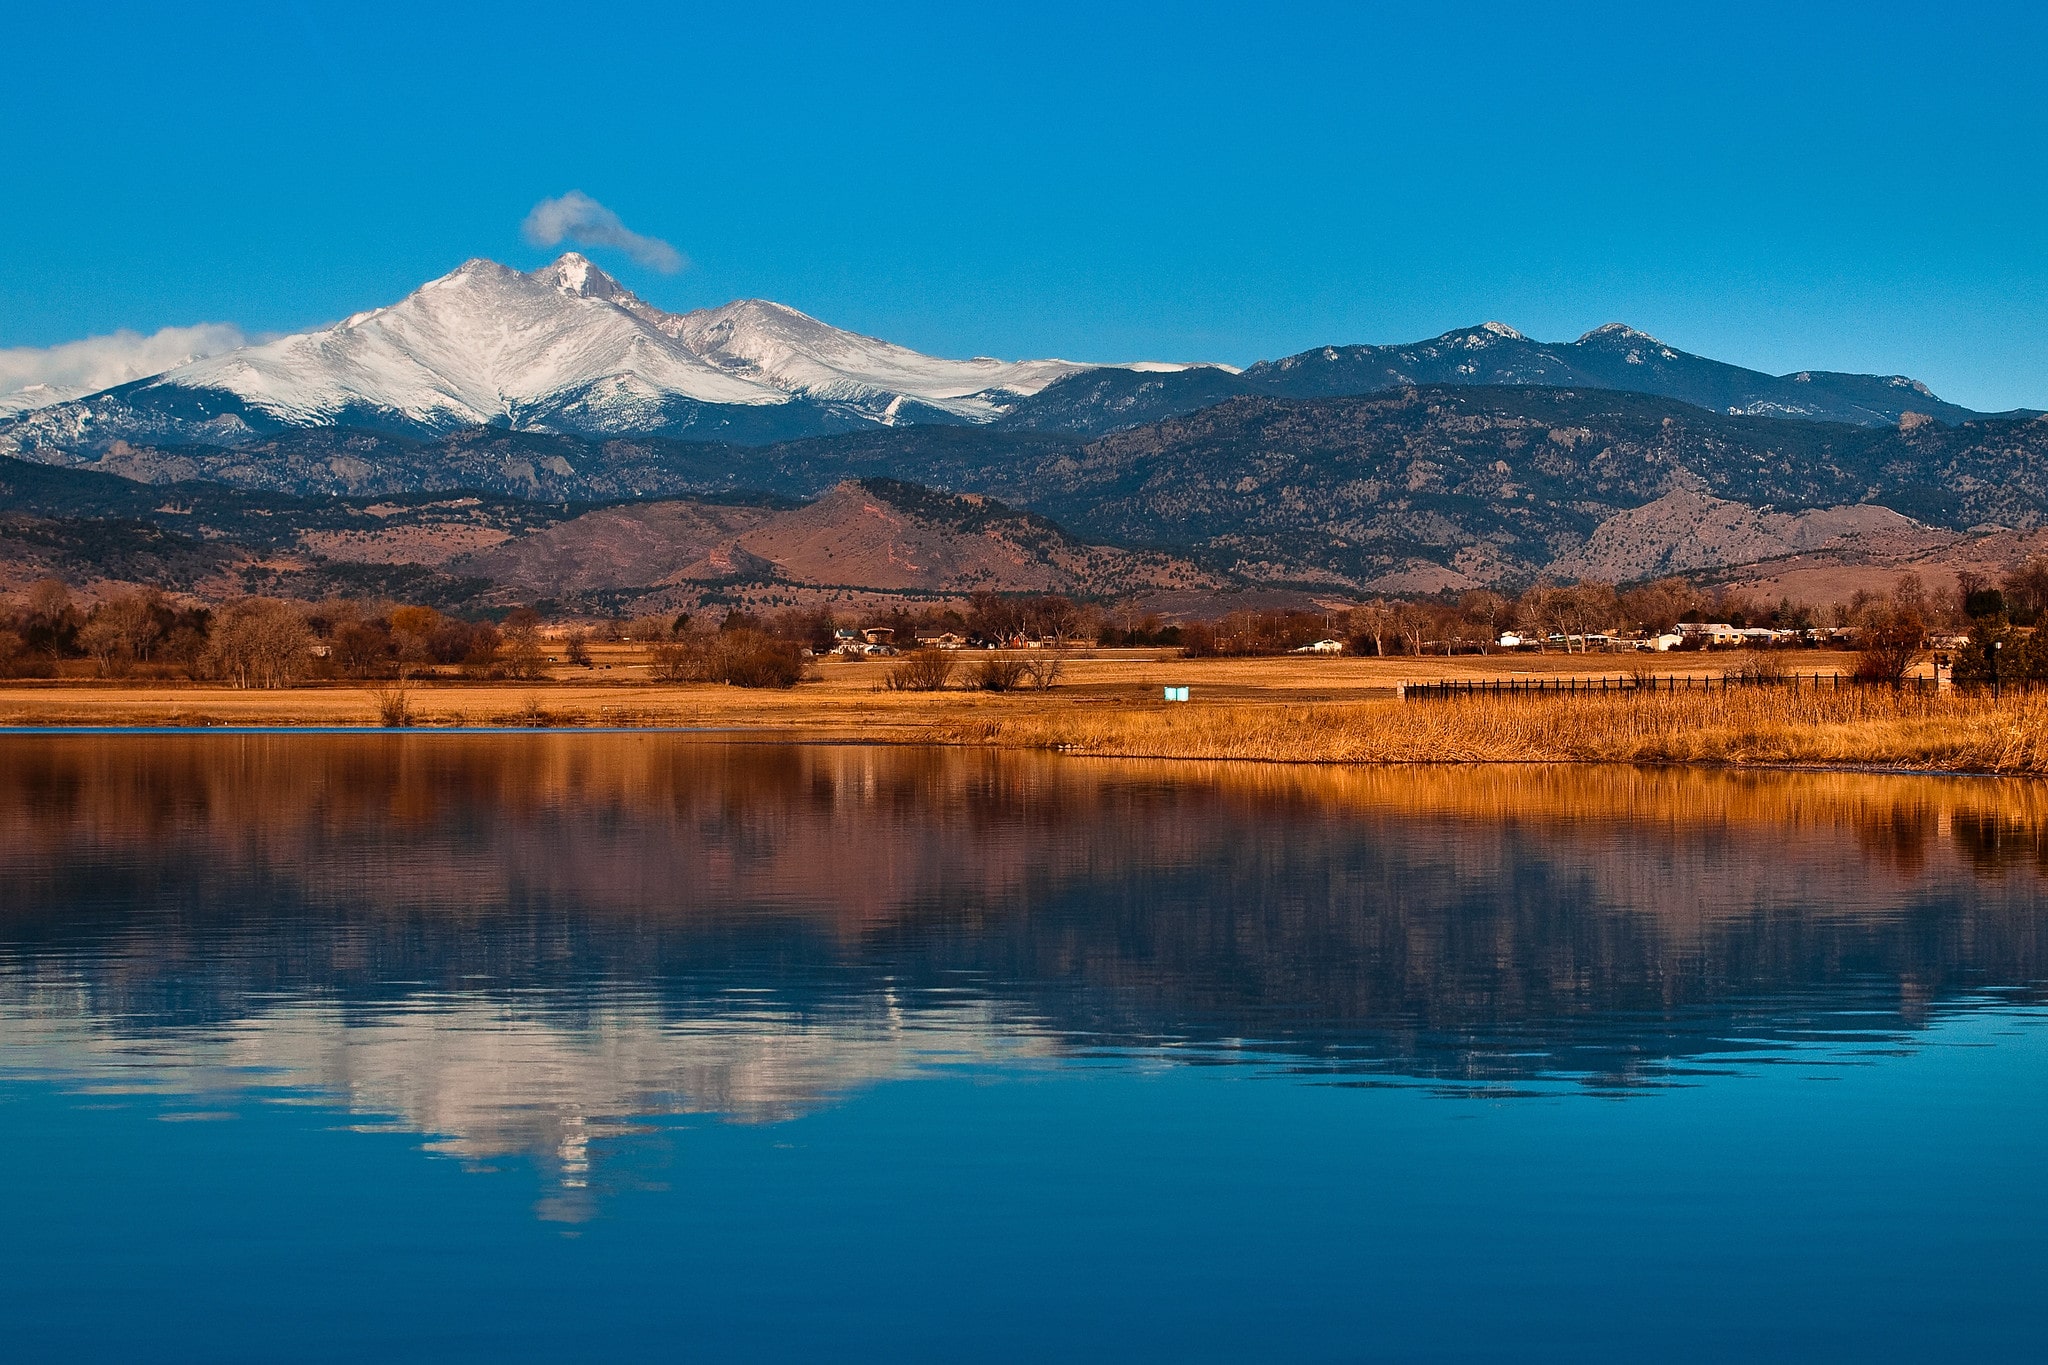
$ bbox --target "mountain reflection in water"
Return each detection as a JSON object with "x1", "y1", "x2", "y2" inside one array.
[{"x1": 2, "y1": 734, "x2": 2046, "y2": 1209}]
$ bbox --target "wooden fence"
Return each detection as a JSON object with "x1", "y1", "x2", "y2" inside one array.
[{"x1": 1399, "y1": 673, "x2": 1938, "y2": 701}]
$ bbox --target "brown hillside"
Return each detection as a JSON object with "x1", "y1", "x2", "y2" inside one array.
[
  {"x1": 1550, "y1": 487, "x2": 1953, "y2": 582},
  {"x1": 454, "y1": 480, "x2": 1221, "y2": 601}
]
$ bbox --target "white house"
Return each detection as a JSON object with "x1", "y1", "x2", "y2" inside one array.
[
  {"x1": 1291, "y1": 639, "x2": 1344, "y2": 655},
  {"x1": 1676, "y1": 622, "x2": 1745, "y2": 647}
]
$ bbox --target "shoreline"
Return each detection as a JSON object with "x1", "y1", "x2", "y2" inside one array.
[
  {"x1": 1, "y1": 650, "x2": 2031, "y2": 775},
  {"x1": 3, "y1": 721, "x2": 2015, "y2": 781}
]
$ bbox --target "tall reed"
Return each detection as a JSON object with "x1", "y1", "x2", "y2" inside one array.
[{"x1": 927, "y1": 689, "x2": 2048, "y2": 773}]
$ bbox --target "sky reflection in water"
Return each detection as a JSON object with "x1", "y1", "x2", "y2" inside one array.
[{"x1": 0, "y1": 736, "x2": 2044, "y2": 1361}]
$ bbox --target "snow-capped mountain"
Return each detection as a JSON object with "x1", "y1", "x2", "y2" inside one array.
[
  {"x1": 2, "y1": 258, "x2": 2023, "y2": 465},
  {"x1": 164, "y1": 257, "x2": 787, "y2": 428},
  {"x1": 0, "y1": 321, "x2": 249, "y2": 418},
  {"x1": 663, "y1": 299, "x2": 1069, "y2": 422},
  {"x1": 0, "y1": 255, "x2": 1191, "y2": 456},
  {"x1": 0, "y1": 384, "x2": 84, "y2": 418}
]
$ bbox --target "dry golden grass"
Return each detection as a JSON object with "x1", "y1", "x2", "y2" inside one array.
[
  {"x1": 927, "y1": 688, "x2": 2048, "y2": 774},
  {"x1": 1, "y1": 650, "x2": 2029, "y2": 774}
]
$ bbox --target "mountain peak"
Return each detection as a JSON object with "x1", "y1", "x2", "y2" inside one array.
[
  {"x1": 1578, "y1": 322, "x2": 1662, "y2": 346},
  {"x1": 1434, "y1": 321, "x2": 1527, "y2": 347},
  {"x1": 530, "y1": 252, "x2": 635, "y2": 304}
]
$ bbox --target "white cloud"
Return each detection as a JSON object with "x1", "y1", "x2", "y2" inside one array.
[
  {"x1": 521, "y1": 191, "x2": 686, "y2": 274},
  {"x1": 0, "y1": 323, "x2": 249, "y2": 415}
]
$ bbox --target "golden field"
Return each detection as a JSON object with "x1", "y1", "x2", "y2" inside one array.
[{"x1": 4, "y1": 646, "x2": 2037, "y2": 775}]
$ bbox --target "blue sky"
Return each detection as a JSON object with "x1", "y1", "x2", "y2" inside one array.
[{"x1": 6, "y1": 1, "x2": 2047, "y2": 410}]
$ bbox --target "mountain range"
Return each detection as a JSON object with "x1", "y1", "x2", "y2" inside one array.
[
  {"x1": 6, "y1": 253, "x2": 2048, "y2": 604},
  {"x1": 0, "y1": 255, "x2": 1201, "y2": 456},
  {"x1": 1, "y1": 254, "x2": 2029, "y2": 466},
  {"x1": 10, "y1": 382, "x2": 2048, "y2": 606}
]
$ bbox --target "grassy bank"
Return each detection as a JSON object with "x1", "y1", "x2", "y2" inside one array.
[
  {"x1": 925, "y1": 689, "x2": 2048, "y2": 774},
  {"x1": 1, "y1": 651, "x2": 2038, "y2": 776}
]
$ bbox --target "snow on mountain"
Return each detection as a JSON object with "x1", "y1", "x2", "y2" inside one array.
[
  {"x1": 0, "y1": 322, "x2": 248, "y2": 417},
  {"x1": 662, "y1": 298, "x2": 1093, "y2": 422},
  {"x1": 153, "y1": 257, "x2": 787, "y2": 432},
  {"x1": 8, "y1": 254, "x2": 1194, "y2": 439},
  {"x1": 0, "y1": 383, "x2": 85, "y2": 418}
]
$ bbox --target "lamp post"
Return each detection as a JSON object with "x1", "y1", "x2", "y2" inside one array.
[{"x1": 1991, "y1": 638, "x2": 2003, "y2": 701}]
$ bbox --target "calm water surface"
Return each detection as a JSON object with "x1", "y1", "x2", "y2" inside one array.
[{"x1": 1, "y1": 735, "x2": 2044, "y2": 1361}]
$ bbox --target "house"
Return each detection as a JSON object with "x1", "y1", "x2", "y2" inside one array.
[
  {"x1": 1291, "y1": 638, "x2": 1344, "y2": 655},
  {"x1": 1676, "y1": 622, "x2": 1745, "y2": 647},
  {"x1": 915, "y1": 632, "x2": 968, "y2": 650}
]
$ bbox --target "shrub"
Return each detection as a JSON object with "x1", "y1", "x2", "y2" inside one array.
[
  {"x1": 968, "y1": 655, "x2": 1029, "y2": 691},
  {"x1": 649, "y1": 630, "x2": 804, "y2": 688},
  {"x1": 717, "y1": 631, "x2": 805, "y2": 688},
  {"x1": 1022, "y1": 649, "x2": 1067, "y2": 691},
  {"x1": 369, "y1": 685, "x2": 414, "y2": 727},
  {"x1": 1853, "y1": 606, "x2": 1926, "y2": 685},
  {"x1": 886, "y1": 649, "x2": 956, "y2": 692},
  {"x1": 648, "y1": 639, "x2": 695, "y2": 683}
]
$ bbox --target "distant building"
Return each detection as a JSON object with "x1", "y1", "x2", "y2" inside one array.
[
  {"x1": 1291, "y1": 639, "x2": 1344, "y2": 655},
  {"x1": 1677, "y1": 622, "x2": 1746, "y2": 647}
]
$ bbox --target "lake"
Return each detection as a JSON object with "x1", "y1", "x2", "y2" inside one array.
[{"x1": 1, "y1": 735, "x2": 2043, "y2": 1362}]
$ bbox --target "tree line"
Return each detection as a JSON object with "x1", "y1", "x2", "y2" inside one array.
[
  {"x1": 0, "y1": 582, "x2": 548, "y2": 687},
  {"x1": 8, "y1": 563, "x2": 2040, "y2": 690}
]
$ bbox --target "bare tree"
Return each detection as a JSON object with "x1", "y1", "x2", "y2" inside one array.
[
  {"x1": 1392, "y1": 600, "x2": 1435, "y2": 655},
  {"x1": 1024, "y1": 595, "x2": 1081, "y2": 645},
  {"x1": 26, "y1": 578, "x2": 75, "y2": 630},
  {"x1": 969, "y1": 592, "x2": 1025, "y2": 646},
  {"x1": 1459, "y1": 591, "x2": 1507, "y2": 652},
  {"x1": 1848, "y1": 577, "x2": 1932, "y2": 684},
  {"x1": 78, "y1": 592, "x2": 163, "y2": 677},
  {"x1": 1559, "y1": 582, "x2": 1619, "y2": 650},
  {"x1": 205, "y1": 599, "x2": 314, "y2": 688},
  {"x1": 500, "y1": 622, "x2": 548, "y2": 681},
  {"x1": 1346, "y1": 601, "x2": 1394, "y2": 657},
  {"x1": 2003, "y1": 557, "x2": 2048, "y2": 621},
  {"x1": 1618, "y1": 578, "x2": 1701, "y2": 635},
  {"x1": 1022, "y1": 648, "x2": 1067, "y2": 691}
]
